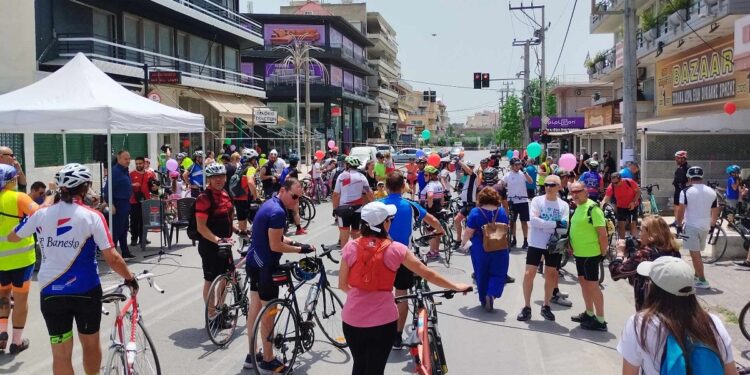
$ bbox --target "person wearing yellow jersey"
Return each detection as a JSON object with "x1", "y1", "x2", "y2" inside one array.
[
  {"x1": 258, "y1": 153, "x2": 268, "y2": 168},
  {"x1": 0, "y1": 164, "x2": 51, "y2": 354},
  {"x1": 537, "y1": 156, "x2": 553, "y2": 194},
  {"x1": 176, "y1": 152, "x2": 194, "y2": 171}
]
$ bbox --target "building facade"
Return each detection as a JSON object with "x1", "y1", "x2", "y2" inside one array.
[
  {"x1": 581, "y1": 0, "x2": 750, "y2": 211},
  {"x1": 465, "y1": 110, "x2": 500, "y2": 129}
]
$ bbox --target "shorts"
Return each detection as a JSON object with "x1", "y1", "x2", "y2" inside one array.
[
  {"x1": 198, "y1": 241, "x2": 231, "y2": 282},
  {"x1": 526, "y1": 246, "x2": 562, "y2": 268},
  {"x1": 247, "y1": 267, "x2": 280, "y2": 301},
  {"x1": 673, "y1": 190, "x2": 682, "y2": 206},
  {"x1": 337, "y1": 211, "x2": 362, "y2": 231},
  {"x1": 394, "y1": 265, "x2": 415, "y2": 290},
  {"x1": 233, "y1": 199, "x2": 249, "y2": 221},
  {"x1": 426, "y1": 200, "x2": 443, "y2": 217},
  {"x1": 616, "y1": 207, "x2": 638, "y2": 222},
  {"x1": 40, "y1": 286, "x2": 103, "y2": 340},
  {"x1": 0, "y1": 264, "x2": 34, "y2": 288},
  {"x1": 510, "y1": 202, "x2": 530, "y2": 222},
  {"x1": 459, "y1": 202, "x2": 475, "y2": 217},
  {"x1": 575, "y1": 255, "x2": 602, "y2": 282},
  {"x1": 683, "y1": 225, "x2": 709, "y2": 252}
]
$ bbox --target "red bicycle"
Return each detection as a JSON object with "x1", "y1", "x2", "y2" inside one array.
[{"x1": 102, "y1": 271, "x2": 164, "y2": 375}]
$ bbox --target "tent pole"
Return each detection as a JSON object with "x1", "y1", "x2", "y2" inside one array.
[
  {"x1": 201, "y1": 132, "x2": 206, "y2": 188},
  {"x1": 107, "y1": 128, "x2": 114, "y2": 237},
  {"x1": 62, "y1": 131, "x2": 67, "y2": 164}
]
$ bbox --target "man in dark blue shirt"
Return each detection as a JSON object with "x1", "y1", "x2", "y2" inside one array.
[
  {"x1": 244, "y1": 178, "x2": 313, "y2": 371},
  {"x1": 104, "y1": 150, "x2": 134, "y2": 258}
]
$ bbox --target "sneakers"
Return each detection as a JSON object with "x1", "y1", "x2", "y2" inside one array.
[
  {"x1": 426, "y1": 251, "x2": 440, "y2": 260},
  {"x1": 392, "y1": 335, "x2": 404, "y2": 350},
  {"x1": 0, "y1": 332, "x2": 7, "y2": 353},
  {"x1": 553, "y1": 289, "x2": 569, "y2": 299},
  {"x1": 122, "y1": 253, "x2": 136, "y2": 260},
  {"x1": 8, "y1": 338, "x2": 29, "y2": 355},
  {"x1": 243, "y1": 352, "x2": 264, "y2": 369},
  {"x1": 522, "y1": 239, "x2": 529, "y2": 249},
  {"x1": 694, "y1": 279, "x2": 710, "y2": 289},
  {"x1": 295, "y1": 227, "x2": 308, "y2": 235},
  {"x1": 510, "y1": 238, "x2": 517, "y2": 248},
  {"x1": 551, "y1": 294, "x2": 573, "y2": 307},
  {"x1": 581, "y1": 318, "x2": 608, "y2": 331},
  {"x1": 484, "y1": 296, "x2": 494, "y2": 312},
  {"x1": 505, "y1": 275, "x2": 515, "y2": 284},
  {"x1": 735, "y1": 260, "x2": 750, "y2": 268},
  {"x1": 571, "y1": 311, "x2": 594, "y2": 323},
  {"x1": 540, "y1": 305, "x2": 555, "y2": 321},
  {"x1": 258, "y1": 358, "x2": 290, "y2": 373},
  {"x1": 516, "y1": 306, "x2": 532, "y2": 321}
]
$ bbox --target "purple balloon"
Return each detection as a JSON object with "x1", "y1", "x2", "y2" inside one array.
[
  {"x1": 229, "y1": 145, "x2": 236, "y2": 152},
  {"x1": 166, "y1": 159, "x2": 179, "y2": 172}
]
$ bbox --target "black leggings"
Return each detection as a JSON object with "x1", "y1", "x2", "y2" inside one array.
[{"x1": 343, "y1": 320, "x2": 397, "y2": 375}]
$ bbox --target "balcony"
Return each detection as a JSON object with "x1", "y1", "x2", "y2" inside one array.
[
  {"x1": 264, "y1": 81, "x2": 374, "y2": 105},
  {"x1": 587, "y1": 47, "x2": 618, "y2": 82},
  {"x1": 371, "y1": 85, "x2": 399, "y2": 100},
  {"x1": 367, "y1": 32, "x2": 398, "y2": 57},
  {"x1": 147, "y1": 0, "x2": 262, "y2": 45},
  {"x1": 368, "y1": 58, "x2": 399, "y2": 78},
  {"x1": 590, "y1": 0, "x2": 652, "y2": 34},
  {"x1": 54, "y1": 36, "x2": 265, "y2": 97}
]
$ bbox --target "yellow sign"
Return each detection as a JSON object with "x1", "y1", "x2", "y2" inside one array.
[{"x1": 656, "y1": 35, "x2": 750, "y2": 116}]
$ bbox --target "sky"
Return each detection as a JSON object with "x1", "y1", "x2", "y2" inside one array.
[{"x1": 247, "y1": 0, "x2": 614, "y2": 123}]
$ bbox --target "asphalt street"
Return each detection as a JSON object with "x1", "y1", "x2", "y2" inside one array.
[{"x1": 3, "y1": 150, "x2": 747, "y2": 374}]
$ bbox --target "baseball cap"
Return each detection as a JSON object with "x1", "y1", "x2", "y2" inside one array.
[
  {"x1": 360, "y1": 201, "x2": 397, "y2": 232},
  {"x1": 637, "y1": 257, "x2": 695, "y2": 297}
]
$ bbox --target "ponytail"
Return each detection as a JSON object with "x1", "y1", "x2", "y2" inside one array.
[{"x1": 59, "y1": 183, "x2": 89, "y2": 204}]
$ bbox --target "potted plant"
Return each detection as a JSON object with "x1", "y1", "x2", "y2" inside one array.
[
  {"x1": 664, "y1": 0, "x2": 690, "y2": 27},
  {"x1": 594, "y1": 51, "x2": 606, "y2": 71},
  {"x1": 596, "y1": 0, "x2": 609, "y2": 11},
  {"x1": 585, "y1": 56, "x2": 595, "y2": 75},
  {"x1": 640, "y1": 9, "x2": 658, "y2": 42}
]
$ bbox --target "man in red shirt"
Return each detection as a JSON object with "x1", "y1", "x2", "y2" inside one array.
[
  {"x1": 129, "y1": 156, "x2": 154, "y2": 246},
  {"x1": 601, "y1": 172, "x2": 640, "y2": 239}
]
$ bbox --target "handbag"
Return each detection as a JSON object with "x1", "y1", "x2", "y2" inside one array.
[{"x1": 478, "y1": 208, "x2": 509, "y2": 252}]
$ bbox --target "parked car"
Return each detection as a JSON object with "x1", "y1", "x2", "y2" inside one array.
[
  {"x1": 393, "y1": 148, "x2": 419, "y2": 163},
  {"x1": 450, "y1": 146, "x2": 464, "y2": 157},
  {"x1": 422, "y1": 147, "x2": 432, "y2": 156},
  {"x1": 349, "y1": 146, "x2": 378, "y2": 166},
  {"x1": 489, "y1": 145, "x2": 498, "y2": 153},
  {"x1": 372, "y1": 144, "x2": 396, "y2": 155},
  {"x1": 437, "y1": 147, "x2": 451, "y2": 158}
]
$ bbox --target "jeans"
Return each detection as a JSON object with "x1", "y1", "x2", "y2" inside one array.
[
  {"x1": 342, "y1": 320, "x2": 396, "y2": 375},
  {"x1": 112, "y1": 199, "x2": 131, "y2": 254}
]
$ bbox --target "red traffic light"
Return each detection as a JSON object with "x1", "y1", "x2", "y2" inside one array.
[
  {"x1": 481, "y1": 73, "x2": 490, "y2": 88},
  {"x1": 473, "y1": 72, "x2": 482, "y2": 89}
]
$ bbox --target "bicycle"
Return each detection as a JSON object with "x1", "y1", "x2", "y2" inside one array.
[
  {"x1": 701, "y1": 205, "x2": 750, "y2": 264},
  {"x1": 415, "y1": 208, "x2": 455, "y2": 266},
  {"x1": 740, "y1": 298, "x2": 750, "y2": 342},
  {"x1": 599, "y1": 203, "x2": 619, "y2": 285},
  {"x1": 205, "y1": 239, "x2": 250, "y2": 347},
  {"x1": 639, "y1": 184, "x2": 660, "y2": 216},
  {"x1": 298, "y1": 195, "x2": 315, "y2": 228},
  {"x1": 249, "y1": 245, "x2": 346, "y2": 374},
  {"x1": 101, "y1": 271, "x2": 164, "y2": 375}
]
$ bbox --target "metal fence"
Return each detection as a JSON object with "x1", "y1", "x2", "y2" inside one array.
[{"x1": 647, "y1": 134, "x2": 750, "y2": 161}]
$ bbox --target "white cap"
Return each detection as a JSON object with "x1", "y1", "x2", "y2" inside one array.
[
  {"x1": 360, "y1": 201, "x2": 397, "y2": 232},
  {"x1": 637, "y1": 256, "x2": 695, "y2": 297},
  {"x1": 270, "y1": 149, "x2": 278, "y2": 156}
]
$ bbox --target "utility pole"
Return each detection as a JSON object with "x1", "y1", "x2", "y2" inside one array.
[
  {"x1": 304, "y1": 50, "x2": 312, "y2": 167},
  {"x1": 513, "y1": 39, "x2": 536, "y2": 146}
]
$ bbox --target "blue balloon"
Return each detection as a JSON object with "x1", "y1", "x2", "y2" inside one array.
[
  {"x1": 416, "y1": 150, "x2": 425, "y2": 158},
  {"x1": 506, "y1": 150, "x2": 514, "y2": 159}
]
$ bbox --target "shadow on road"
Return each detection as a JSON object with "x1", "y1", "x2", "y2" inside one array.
[
  {"x1": 696, "y1": 287, "x2": 725, "y2": 296},
  {"x1": 569, "y1": 325, "x2": 617, "y2": 343},
  {"x1": 292, "y1": 341, "x2": 351, "y2": 373},
  {"x1": 168, "y1": 326, "x2": 227, "y2": 357},
  {"x1": 457, "y1": 305, "x2": 508, "y2": 322},
  {"x1": 0, "y1": 356, "x2": 23, "y2": 375}
]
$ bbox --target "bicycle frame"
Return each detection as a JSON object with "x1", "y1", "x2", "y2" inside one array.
[{"x1": 109, "y1": 295, "x2": 140, "y2": 374}]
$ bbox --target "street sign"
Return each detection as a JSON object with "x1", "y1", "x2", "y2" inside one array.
[
  {"x1": 149, "y1": 71, "x2": 181, "y2": 84},
  {"x1": 331, "y1": 107, "x2": 342, "y2": 117},
  {"x1": 253, "y1": 108, "x2": 278, "y2": 125}
]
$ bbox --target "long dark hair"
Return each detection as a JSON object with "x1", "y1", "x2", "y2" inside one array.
[
  {"x1": 360, "y1": 221, "x2": 389, "y2": 239},
  {"x1": 58, "y1": 183, "x2": 90, "y2": 204},
  {"x1": 637, "y1": 283, "x2": 725, "y2": 365}
]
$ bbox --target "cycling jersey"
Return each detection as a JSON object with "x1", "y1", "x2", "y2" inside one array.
[
  {"x1": 188, "y1": 163, "x2": 203, "y2": 186},
  {"x1": 381, "y1": 193, "x2": 427, "y2": 246},
  {"x1": 420, "y1": 180, "x2": 445, "y2": 203},
  {"x1": 180, "y1": 157, "x2": 194, "y2": 171},
  {"x1": 247, "y1": 196, "x2": 287, "y2": 269},
  {"x1": 195, "y1": 187, "x2": 234, "y2": 239},
  {"x1": 15, "y1": 200, "x2": 114, "y2": 296},
  {"x1": 417, "y1": 170, "x2": 427, "y2": 193},
  {"x1": 335, "y1": 170, "x2": 371, "y2": 206},
  {"x1": 503, "y1": 171, "x2": 530, "y2": 204},
  {"x1": 580, "y1": 171, "x2": 603, "y2": 198},
  {"x1": 460, "y1": 172, "x2": 478, "y2": 204}
]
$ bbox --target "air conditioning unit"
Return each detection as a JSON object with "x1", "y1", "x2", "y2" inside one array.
[{"x1": 637, "y1": 67, "x2": 647, "y2": 81}]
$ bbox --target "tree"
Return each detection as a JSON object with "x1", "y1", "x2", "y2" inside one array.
[
  {"x1": 497, "y1": 94, "x2": 522, "y2": 149},
  {"x1": 529, "y1": 78, "x2": 557, "y2": 118}
]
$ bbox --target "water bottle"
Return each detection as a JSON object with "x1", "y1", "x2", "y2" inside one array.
[
  {"x1": 126, "y1": 341, "x2": 137, "y2": 365},
  {"x1": 304, "y1": 284, "x2": 319, "y2": 313}
]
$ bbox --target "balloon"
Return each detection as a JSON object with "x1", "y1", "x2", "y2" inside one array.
[
  {"x1": 182, "y1": 139, "x2": 190, "y2": 148},
  {"x1": 169, "y1": 171, "x2": 179, "y2": 179},
  {"x1": 724, "y1": 101, "x2": 736, "y2": 115},
  {"x1": 327, "y1": 140, "x2": 336, "y2": 149},
  {"x1": 526, "y1": 142, "x2": 543, "y2": 159},
  {"x1": 315, "y1": 150, "x2": 324, "y2": 160},
  {"x1": 224, "y1": 138, "x2": 231, "y2": 145},
  {"x1": 166, "y1": 159, "x2": 179, "y2": 172},
  {"x1": 559, "y1": 153, "x2": 577, "y2": 171},
  {"x1": 513, "y1": 150, "x2": 519, "y2": 158},
  {"x1": 332, "y1": 146, "x2": 339, "y2": 152},
  {"x1": 506, "y1": 150, "x2": 514, "y2": 159},
  {"x1": 421, "y1": 129, "x2": 431, "y2": 140},
  {"x1": 229, "y1": 145, "x2": 236, "y2": 152},
  {"x1": 416, "y1": 150, "x2": 425, "y2": 158},
  {"x1": 427, "y1": 154, "x2": 440, "y2": 167}
]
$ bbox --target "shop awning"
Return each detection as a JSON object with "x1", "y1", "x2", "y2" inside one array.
[
  {"x1": 377, "y1": 97, "x2": 391, "y2": 110},
  {"x1": 196, "y1": 90, "x2": 264, "y2": 123},
  {"x1": 570, "y1": 109, "x2": 750, "y2": 136},
  {"x1": 397, "y1": 109, "x2": 407, "y2": 122}
]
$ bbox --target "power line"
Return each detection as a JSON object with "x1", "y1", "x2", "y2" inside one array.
[
  {"x1": 551, "y1": 0, "x2": 578, "y2": 77},
  {"x1": 398, "y1": 78, "x2": 476, "y2": 90},
  {"x1": 445, "y1": 101, "x2": 499, "y2": 113}
]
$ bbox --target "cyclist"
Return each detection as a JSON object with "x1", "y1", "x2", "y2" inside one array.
[
  {"x1": 478, "y1": 158, "x2": 490, "y2": 184},
  {"x1": 183, "y1": 150, "x2": 205, "y2": 198},
  {"x1": 311, "y1": 152, "x2": 325, "y2": 200},
  {"x1": 380, "y1": 172, "x2": 445, "y2": 350},
  {"x1": 333, "y1": 156, "x2": 374, "y2": 247},
  {"x1": 244, "y1": 178, "x2": 314, "y2": 371},
  {"x1": 579, "y1": 160, "x2": 603, "y2": 202},
  {"x1": 233, "y1": 149, "x2": 260, "y2": 236},
  {"x1": 453, "y1": 160, "x2": 478, "y2": 249},
  {"x1": 537, "y1": 156, "x2": 553, "y2": 194},
  {"x1": 675, "y1": 166, "x2": 718, "y2": 289},
  {"x1": 726, "y1": 164, "x2": 742, "y2": 209},
  {"x1": 439, "y1": 158, "x2": 452, "y2": 194},
  {"x1": 404, "y1": 156, "x2": 419, "y2": 200},
  {"x1": 415, "y1": 157, "x2": 428, "y2": 196},
  {"x1": 0, "y1": 165, "x2": 49, "y2": 354},
  {"x1": 420, "y1": 165, "x2": 445, "y2": 259},
  {"x1": 602, "y1": 172, "x2": 640, "y2": 239},
  {"x1": 8, "y1": 163, "x2": 137, "y2": 373},
  {"x1": 503, "y1": 158, "x2": 533, "y2": 248},
  {"x1": 338, "y1": 201, "x2": 470, "y2": 374},
  {"x1": 672, "y1": 151, "x2": 690, "y2": 218},
  {"x1": 525, "y1": 158, "x2": 538, "y2": 199},
  {"x1": 259, "y1": 149, "x2": 282, "y2": 199},
  {"x1": 176, "y1": 152, "x2": 194, "y2": 173},
  {"x1": 195, "y1": 163, "x2": 236, "y2": 308}
]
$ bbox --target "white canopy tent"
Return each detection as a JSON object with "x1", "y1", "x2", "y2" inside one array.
[{"x1": 0, "y1": 53, "x2": 205, "y2": 232}]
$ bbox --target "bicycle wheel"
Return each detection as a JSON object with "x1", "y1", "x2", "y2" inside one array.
[
  {"x1": 313, "y1": 286, "x2": 347, "y2": 348},
  {"x1": 428, "y1": 330, "x2": 448, "y2": 375},
  {"x1": 739, "y1": 300, "x2": 750, "y2": 342},
  {"x1": 702, "y1": 226, "x2": 728, "y2": 264},
  {"x1": 205, "y1": 274, "x2": 240, "y2": 347},
  {"x1": 298, "y1": 197, "x2": 315, "y2": 229},
  {"x1": 103, "y1": 346, "x2": 127, "y2": 375},
  {"x1": 251, "y1": 300, "x2": 299, "y2": 375},
  {"x1": 131, "y1": 319, "x2": 161, "y2": 375},
  {"x1": 440, "y1": 222, "x2": 454, "y2": 267}
]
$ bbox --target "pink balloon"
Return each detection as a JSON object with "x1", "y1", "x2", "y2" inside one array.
[
  {"x1": 327, "y1": 140, "x2": 336, "y2": 149},
  {"x1": 169, "y1": 171, "x2": 179, "y2": 178},
  {"x1": 166, "y1": 159, "x2": 179, "y2": 172},
  {"x1": 513, "y1": 150, "x2": 519, "y2": 158},
  {"x1": 558, "y1": 153, "x2": 577, "y2": 171}
]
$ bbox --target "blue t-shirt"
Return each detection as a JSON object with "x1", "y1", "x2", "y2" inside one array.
[
  {"x1": 727, "y1": 176, "x2": 740, "y2": 200},
  {"x1": 188, "y1": 163, "x2": 204, "y2": 186},
  {"x1": 579, "y1": 171, "x2": 602, "y2": 198},
  {"x1": 619, "y1": 168, "x2": 634, "y2": 180},
  {"x1": 466, "y1": 207, "x2": 509, "y2": 252},
  {"x1": 381, "y1": 193, "x2": 427, "y2": 246},
  {"x1": 247, "y1": 196, "x2": 287, "y2": 269},
  {"x1": 525, "y1": 165, "x2": 537, "y2": 190},
  {"x1": 417, "y1": 171, "x2": 427, "y2": 193}
]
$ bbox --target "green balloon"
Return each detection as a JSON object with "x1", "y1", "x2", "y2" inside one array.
[
  {"x1": 224, "y1": 138, "x2": 232, "y2": 145},
  {"x1": 421, "y1": 129, "x2": 431, "y2": 140},
  {"x1": 527, "y1": 142, "x2": 543, "y2": 159}
]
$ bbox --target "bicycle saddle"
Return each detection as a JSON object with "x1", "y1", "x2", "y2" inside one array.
[
  {"x1": 101, "y1": 293, "x2": 127, "y2": 304},
  {"x1": 277, "y1": 262, "x2": 297, "y2": 272},
  {"x1": 403, "y1": 329, "x2": 422, "y2": 348}
]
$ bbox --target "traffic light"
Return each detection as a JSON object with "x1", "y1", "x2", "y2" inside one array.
[
  {"x1": 423, "y1": 91, "x2": 429, "y2": 101},
  {"x1": 430, "y1": 91, "x2": 436, "y2": 102},
  {"x1": 482, "y1": 73, "x2": 490, "y2": 88},
  {"x1": 473, "y1": 72, "x2": 481, "y2": 89},
  {"x1": 541, "y1": 129, "x2": 552, "y2": 144}
]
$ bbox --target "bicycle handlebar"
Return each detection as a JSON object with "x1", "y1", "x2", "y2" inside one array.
[
  {"x1": 395, "y1": 288, "x2": 473, "y2": 303},
  {"x1": 102, "y1": 271, "x2": 164, "y2": 295},
  {"x1": 318, "y1": 244, "x2": 340, "y2": 264},
  {"x1": 641, "y1": 184, "x2": 659, "y2": 191}
]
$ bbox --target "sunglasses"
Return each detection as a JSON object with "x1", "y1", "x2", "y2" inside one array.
[
  {"x1": 570, "y1": 189, "x2": 585, "y2": 194},
  {"x1": 291, "y1": 194, "x2": 300, "y2": 200},
  {"x1": 544, "y1": 183, "x2": 558, "y2": 187},
  {"x1": 1, "y1": 153, "x2": 14, "y2": 158}
]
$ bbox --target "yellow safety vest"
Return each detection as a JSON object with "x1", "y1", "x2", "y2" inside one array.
[
  {"x1": 0, "y1": 190, "x2": 35, "y2": 271},
  {"x1": 537, "y1": 162, "x2": 549, "y2": 186}
]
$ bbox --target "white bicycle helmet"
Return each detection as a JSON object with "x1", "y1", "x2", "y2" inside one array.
[
  {"x1": 56, "y1": 163, "x2": 92, "y2": 189},
  {"x1": 204, "y1": 163, "x2": 227, "y2": 177},
  {"x1": 242, "y1": 148, "x2": 259, "y2": 160},
  {"x1": 193, "y1": 150, "x2": 205, "y2": 159}
]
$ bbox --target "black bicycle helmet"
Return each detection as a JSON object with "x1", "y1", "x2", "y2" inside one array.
[
  {"x1": 483, "y1": 167, "x2": 499, "y2": 184},
  {"x1": 686, "y1": 166, "x2": 704, "y2": 179}
]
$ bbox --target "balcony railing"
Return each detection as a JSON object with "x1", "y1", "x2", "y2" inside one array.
[
  {"x1": 587, "y1": 47, "x2": 617, "y2": 79},
  {"x1": 57, "y1": 36, "x2": 264, "y2": 91},
  {"x1": 164, "y1": 0, "x2": 262, "y2": 38}
]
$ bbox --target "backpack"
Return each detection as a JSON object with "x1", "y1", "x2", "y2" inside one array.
[
  {"x1": 660, "y1": 333, "x2": 724, "y2": 375},
  {"x1": 187, "y1": 190, "x2": 215, "y2": 241},
  {"x1": 478, "y1": 209, "x2": 509, "y2": 252},
  {"x1": 229, "y1": 165, "x2": 248, "y2": 198},
  {"x1": 587, "y1": 204, "x2": 616, "y2": 236}
]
